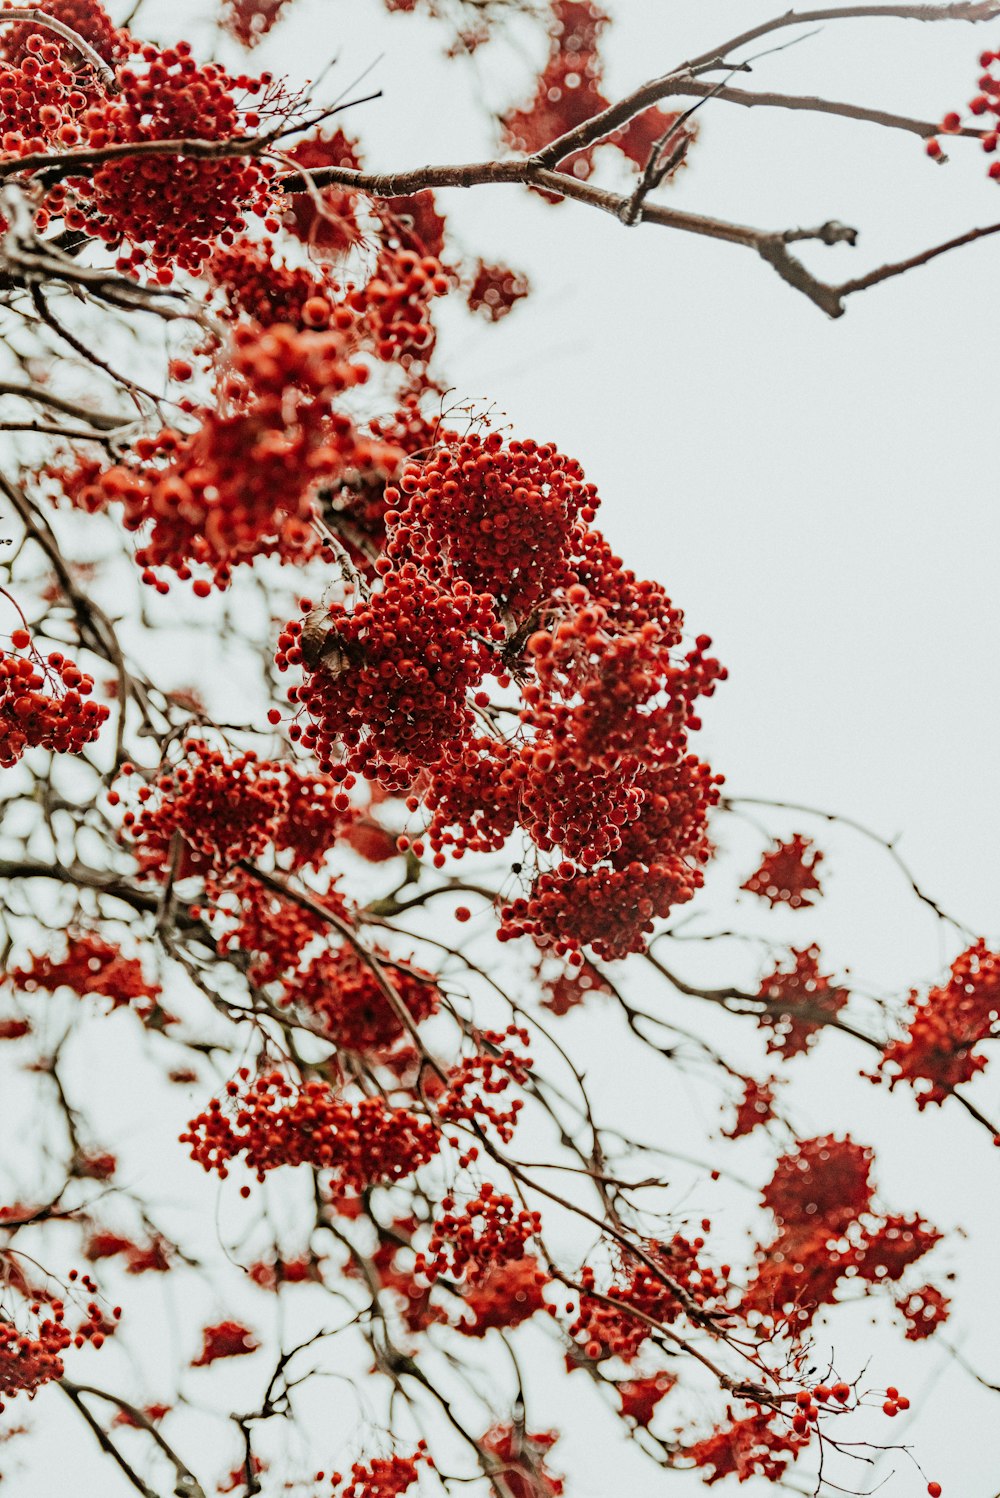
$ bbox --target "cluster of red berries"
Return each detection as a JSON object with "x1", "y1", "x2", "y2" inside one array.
[
  {"x1": 895, "y1": 1283, "x2": 951, "y2": 1342},
  {"x1": 416, "y1": 1184, "x2": 541, "y2": 1283},
  {"x1": 501, "y1": 0, "x2": 692, "y2": 190},
  {"x1": 279, "y1": 128, "x2": 364, "y2": 256},
  {"x1": 68, "y1": 46, "x2": 276, "y2": 272},
  {"x1": 0, "y1": 636, "x2": 108, "y2": 766},
  {"x1": 331, "y1": 1451, "x2": 427, "y2": 1498},
  {"x1": 516, "y1": 762, "x2": 721, "y2": 957},
  {"x1": 213, "y1": 871, "x2": 350, "y2": 985},
  {"x1": 763, "y1": 1134, "x2": 874, "y2": 1235},
  {"x1": 742, "y1": 834, "x2": 824, "y2": 909},
  {"x1": 616, "y1": 1373, "x2": 675, "y2": 1427},
  {"x1": 458, "y1": 1254, "x2": 550, "y2": 1337},
  {"x1": 288, "y1": 944, "x2": 439, "y2": 1055},
  {"x1": 208, "y1": 237, "x2": 347, "y2": 331},
  {"x1": 222, "y1": 0, "x2": 292, "y2": 47},
  {"x1": 281, "y1": 420, "x2": 723, "y2": 958},
  {"x1": 744, "y1": 1138, "x2": 943, "y2": 1332},
  {"x1": 422, "y1": 737, "x2": 520, "y2": 856},
  {"x1": 373, "y1": 191, "x2": 447, "y2": 259},
  {"x1": 928, "y1": 48, "x2": 1000, "y2": 179},
  {"x1": 466, "y1": 260, "x2": 530, "y2": 321},
  {"x1": 246, "y1": 1255, "x2": 319, "y2": 1289},
  {"x1": 191, "y1": 1319, "x2": 259, "y2": 1366},
  {"x1": 1, "y1": 0, "x2": 125, "y2": 69},
  {"x1": 723, "y1": 1076, "x2": 778, "y2": 1140},
  {"x1": 349, "y1": 1227, "x2": 440, "y2": 1336},
  {"x1": 538, "y1": 956, "x2": 610, "y2": 1014},
  {"x1": 93, "y1": 323, "x2": 387, "y2": 589},
  {"x1": 0, "y1": 32, "x2": 93, "y2": 175},
  {"x1": 480, "y1": 1424, "x2": 564, "y2": 1498},
  {"x1": 434, "y1": 1027, "x2": 532, "y2": 1142},
  {"x1": 683, "y1": 1409, "x2": 809, "y2": 1485},
  {"x1": 320, "y1": 397, "x2": 443, "y2": 579},
  {"x1": 116, "y1": 743, "x2": 287, "y2": 878},
  {"x1": 499, "y1": 828, "x2": 704, "y2": 961},
  {"x1": 84, "y1": 1232, "x2": 170, "y2": 1274},
  {"x1": 570, "y1": 1232, "x2": 725, "y2": 1363},
  {"x1": 754, "y1": 946, "x2": 849, "y2": 1059},
  {"x1": 385, "y1": 434, "x2": 597, "y2": 615},
  {"x1": 9, "y1": 931, "x2": 161, "y2": 1015},
  {"x1": 0, "y1": 1275, "x2": 110, "y2": 1409},
  {"x1": 525, "y1": 607, "x2": 722, "y2": 772},
  {"x1": 285, "y1": 573, "x2": 503, "y2": 788},
  {"x1": 877, "y1": 939, "x2": 1000, "y2": 1105},
  {"x1": 182, "y1": 1070, "x2": 439, "y2": 1190},
  {"x1": 347, "y1": 249, "x2": 450, "y2": 363}
]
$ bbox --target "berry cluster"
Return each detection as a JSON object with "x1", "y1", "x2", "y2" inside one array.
[
  {"x1": 68, "y1": 46, "x2": 276, "y2": 272},
  {"x1": 279, "y1": 128, "x2": 364, "y2": 256},
  {"x1": 1, "y1": 0, "x2": 125, "y2": 69},
  {"x1": 284, "y1": 573, "x2": 503, "y2": 788},
  {"x1": 94, "y1": 323, "x2": 386, "y2": 589},
  {"x1": 288, "y1": 944, "x2": 439, "y2": 1055},
  {"x1": 434, "y1": 1027, "x2": 532, "y2": 1142},
  {"x1": 0, "y1": 31, "x2": 93, "y2": 179},
  {"x1": 743, "y1": 1137, "x2": 943, "y2": 1333},
  {"x1": 182, "y1": 1070, "x2": 439, "y2": 1190},
  {"x1": 480, "y1": 1424, "x2": 564, "y2": 1498},
  {"x1": 616, "y1": 1373, "x2": 675, "y2": 1427},
  {"x1": 683, "y1": 1410, "x2": 809, "y2": 1486},
  {"x1": 755, "y1": 946, "x2": 849, "y2": 1058},
  {"x1": 877, "y1": 939, "x2": 1000, "y2": 1105},
  {"x1": 208, "y1": 237, "x2": 347, "y2": 331},
  {"x1": 347, "y1": 249, "x2": 450, "y2": 364},
  {"x1": 284, "y1": 422, "x2": 724, "y2": 958},
  {"x1": 570, "y1": 1232, "x2": 726, "y2": 1363},
  {"x1": 741, "y1": 835, "x2": 824, "y2": 910},
  {"x1": 221, "y1": 0, "x2": 292, "y2": 47},
  {"x1": 0, "y1": 637, "x2": 108, "y2": 766},
  {"x1": 214, "y1": 871, "x2": 351, "y2": 985},
  {"x1": 385, "y1": 434, "x2": 597, "y2": 616},
  {"x1": 416, "y1": 1184, "x2": 541, "y2": 1283},
  {"x1": 895, "y1": 1282, "x2": 951, "y2": 1341},
  {"x1": 10, "y1": 931, "x2": 161, "y2": 1016},
  {"x1": 459, "y1": 1254, "x2": 549, "y2": 1337},
  {"x1": 116, "y1": 743, "x2": 288, "y2": 879},
  {"x1": 332, "y1": 1452, "x2": 426, "y2": 1498},
  {"x1": 0, "y1": 1274, "x2": 109, "y2": 1409},
  {"x1": 191, "y1": 1320, "x2": 259, "y2": 1365},
  {"x1": 501, "y1": 0, "x2": 693, "y2": 190},
  {"x1": 466, "y1": 260, "x2": 530, "y2": 321},
  {"x1": 84, "y1": 1232, "x2": 171, "y2": 1274},
  {"x1": 373, "y1": 191, "x2": 447, "y2": 259},
  {"x1": 931, "y1": 47, "x2": 1000, "y2": 179},
  {"x1": 723, "y1": 1076, "x2": 778, "y2": 1139}
]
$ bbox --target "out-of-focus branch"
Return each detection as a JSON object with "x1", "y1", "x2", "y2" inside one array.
[{"x1": 60, "y1": 1381, "x2": 206, "y2": 1498}]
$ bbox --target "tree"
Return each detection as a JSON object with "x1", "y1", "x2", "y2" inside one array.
[{"x1": 0, "y1": 0, "x2": 998, "y2": 1494}]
